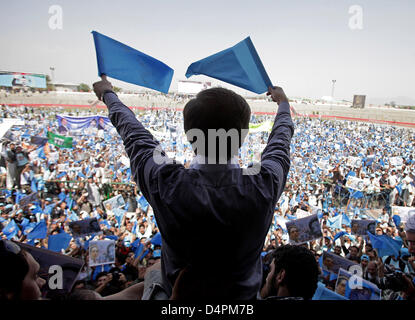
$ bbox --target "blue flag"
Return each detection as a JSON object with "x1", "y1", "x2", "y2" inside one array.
[
  {"x1": 27, "y1": 221, "x2": 47, "y2": 240},
  {"x1": 92, "y1": 31, "x2": 174, "y2": 94},
  {"x1": 186, "y1": 37, "x2": 272, "y2": 94},
  {"x1": 392, "y1": 215, "x2": 401, "y2": 228},
  {"x1": 333, "y1": 231, "x2": 348, "y2": 242},
  {"x1": 367, "y1": 232, "x2": 402, "y2": 258},
  {"x1": 150, "y1": 232, "x2": 162, "y2": 246},
  {"x1": 138, "y1": 195, "x2": 149, "y2": 212},
  {"x1": 327, "y1": 214, "x2": 343, "y2": 230},
  {"x1": 48, "y1": 232, "x2": 72, "y2": 252},
  {"x1": 31, "y1": 179, "x2": 38, "y2": 193},
  {"x1": 43, "y1": 203, "x2": 56, "y2": 216},
  {"x1": 3, "y1": 220, "x2": 18, "y2": 240},
  {"x1": 23, "y1": 222, "x2": 37, "y2": 235},
  {"x1": 342, "y1": 213, "x2": 351, "y2": 227},
  {"x1": 113, "y1": 208, "x2": 126, "y2": 227},
  {"x1": 58, "y1": 191, "x2": 66, "y2": 202},
  {"x1": 131, "y1": 240, "x2": 144, "y2": 259}
]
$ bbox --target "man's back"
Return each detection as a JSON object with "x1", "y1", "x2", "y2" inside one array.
[
  {"x1": 151, "y1": 164, "x2": 283, "y2": 298},
  {"x1": 93, "y1": 80, "x2": 294, "y2": 299}
]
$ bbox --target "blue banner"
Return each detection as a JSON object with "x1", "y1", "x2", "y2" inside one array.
[{"x1": 56, "y1": 115, "x2": 112, "y2": 134}]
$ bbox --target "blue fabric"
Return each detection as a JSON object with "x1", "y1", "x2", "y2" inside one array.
[
  {"x1": 150, "y1": 232, "x2": 162, "y2": 246},
  {"x1": 3, "y1": 220, "x2": 19, "y2": 240},
  {"x1": 23, "y1": 222, "x2": 37, "y2": 235},
  {"x1": 367, "y1": 232, "x2": 402, "y2": 258},
  {"x1": 327, "y1": 214, "x2": 343, "y2": 230},
  {"x1": 185, "y1": 37, "x2": 272, "y2": 94},
  {"x1": 342, "y1": 213, "x2": 351, "y2": 227},
  {"x1": 48, "y1": 232, "x2": 72, "y2": 252},
  {"x1": 43, "y1": 203, "x2": 56, "y2": 216},
  {"x1": 138, "y1": 195, "x2": 149, "y2": 212},
  {"x1": 333, "y1": 231, "x2": 348, "y2": 242},
  {"x1": 392, "y1": 215, "x2": 401, "y2": 228},
  {"x1": 113, "y1": 208, "x2": 126, "y2": 227},
  {"x1": 130, "y1": 240, "x2": 144, "y2": 259},
  {"x1": 27, "y1": 221, "x2": 47, "y2": 240},
  {"x1": 92, "y1": 30, "x2": 174, "y2": 94}
]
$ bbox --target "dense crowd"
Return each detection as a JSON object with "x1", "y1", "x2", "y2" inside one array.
[{"x1": 0, "y1": 101, "x2": 414, "y2": 300}]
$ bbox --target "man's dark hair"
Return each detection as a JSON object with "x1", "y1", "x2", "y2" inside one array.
[
  {"x1": 0, "y1": 244, "x2": 29, "y2": 300},
  {"x1": 270, "y1": 245, "x2": 319, "y2": 300},
  {"x1": 183, "y1": 87, "x2": 251, "y2": 161}
]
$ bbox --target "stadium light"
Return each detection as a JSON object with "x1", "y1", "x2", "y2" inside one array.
[{"x1": 50, "y1": 67, "x2": 55, "y2": 82}]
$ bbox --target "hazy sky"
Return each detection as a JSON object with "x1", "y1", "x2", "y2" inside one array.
[{"x1": 1, "y1": 0, "x2": 414, "y2": 102}]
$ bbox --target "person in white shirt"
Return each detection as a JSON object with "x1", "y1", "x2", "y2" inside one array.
[{"x1": 389, "y1": 169, "x2": 398, "y2": 206}]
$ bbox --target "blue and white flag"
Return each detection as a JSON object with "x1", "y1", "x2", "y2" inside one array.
[{"x1": 3, "y1": 220, "x2": 19, "y2": 240}]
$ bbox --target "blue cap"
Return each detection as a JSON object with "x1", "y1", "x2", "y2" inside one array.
[
  {"x1": 5, "y1": 204, "x2": 13, "y2": 209},
  {"x1": 152, "y1": 249, "x2": 161, "y2": 258},
  {"x1": 361, "y1": 255, "x2": 370, "y2": 261}
]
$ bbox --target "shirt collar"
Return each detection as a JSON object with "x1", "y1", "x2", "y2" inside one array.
[{"x1": 189, "y1": 154, "x2": 240, "y2": 171}]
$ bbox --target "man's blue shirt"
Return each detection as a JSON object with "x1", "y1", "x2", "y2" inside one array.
[{"x1": 104, "y1": 92, "x2": 294, "y2": 299}]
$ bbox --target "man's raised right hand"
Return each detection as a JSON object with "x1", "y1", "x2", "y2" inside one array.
[{"x1": 267, "y1": 86, "x2": 289, "y2": 105}]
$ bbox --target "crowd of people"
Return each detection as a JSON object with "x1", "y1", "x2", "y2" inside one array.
[{"x1": 0, "y1": 89, "x2": 414, "y2": 301}]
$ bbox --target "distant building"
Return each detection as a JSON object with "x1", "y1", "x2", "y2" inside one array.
[{"x1": 52, "y1": 82, "x2": 79, "y2": 92}]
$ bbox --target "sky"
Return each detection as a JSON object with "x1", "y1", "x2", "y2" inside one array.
[{"x1": 1, "y1": 0, "x2": 415, "y2": 103}]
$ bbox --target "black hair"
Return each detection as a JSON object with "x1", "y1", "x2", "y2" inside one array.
[
  {"x1": 183, "y1": 87, "x2": 251, "y2": 161},
  {"x1": 0, "y1": 243, "x2": 29, "y2": 300},
  {"x1": 270, "y1": 245, "x2": 319, "y2": 300}
]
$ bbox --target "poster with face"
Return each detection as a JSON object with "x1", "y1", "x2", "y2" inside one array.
[
  {"x1": 88, "y1": 240, "x2": 115, "y2": 267},
  {"x1": 391, "y1": 206, "x2": 415, "y2": 223},
  {"x1": 345, "y1": 176, "x2": 365, "y2": 192},
  {"x1": 351, "y1": 219, "x2": 377, "y2": 236},
  {"x1": 68, "y1": 218, "x2": 101, "y2": 238},
  {"x1": 103, "y1": 194, "x2": 125, "y2": 212},
  {"x1": 335, "y1": 268, "x2": 381, "y2": 300},
  {"x1": 19, "y1": 192, "x2": 38, "y2": 208},
  {"x1": 17, "y1": 242, "x2": 84, "y2": 299},
  {"x1": 286, "y1": 213, "x2": 323, "y2": 244},
  {"x1": 346, "y1": 157, "x2": 362, "y2": 168},
  {"x1": 322, "y1": 251, "x2": 358, "y2": 275}
]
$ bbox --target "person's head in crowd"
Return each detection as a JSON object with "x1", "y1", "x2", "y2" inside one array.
[
  {"x1": 183, "y1": 87, "x2": 251, "y2": 163},
  {"x1": 0, "y1": 240, "x2": 46, "y2": 300},
  {"x1": 260, "y1": 245, "x2": 319, "y2": 300},
  {"x1": 404, "y1": 214, "x2": 415, "y2": 256},
  {"x1": 95, "y1": 271, "x2": 109, "y2": 288},
  {"x1": 333, "y1": 245, "x2": 342, "y2": 256},
  {"x1": 348, "y1": 245, "x2": 359, "y2": 260},
  {"x1": 376, "y1": 226, "x2": 383, "y2": 236},
  {"x1": 360, "y1": 255, "x2": 370, "y2": 271},
  {"x1": 9, "y1": 143, "x2": 15, "y2": 151},
  {"x1": 366, "y1": 261, "x2": 378, "y2": 278}
]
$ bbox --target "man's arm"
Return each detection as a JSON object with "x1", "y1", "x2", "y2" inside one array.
[
  {"x1": 93, "y1": 77, "x2": 169, "y2": 201},
  {"x1": 261, "y1": 86, "x2": 294, "y2": 200}
]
